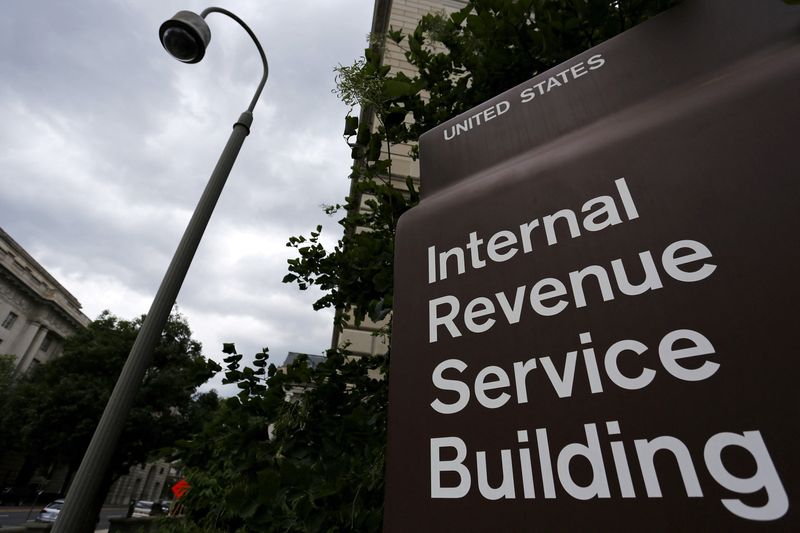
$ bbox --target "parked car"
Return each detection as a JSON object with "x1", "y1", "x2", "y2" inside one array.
[
  {"x1": 130, "y1": 499, "x2": 167, "y2": 517},
  {"x1": 34, "y1": 499, "x2": 64, "y2": 523}
]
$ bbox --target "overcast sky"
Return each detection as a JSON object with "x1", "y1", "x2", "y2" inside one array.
[{"x1": 0, "y1": 0, "x2": 375, "y2": 393}]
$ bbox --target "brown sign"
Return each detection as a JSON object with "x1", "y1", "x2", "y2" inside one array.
[{"x1": 385, "y1": 0, "x2": 799, "y2": 531}]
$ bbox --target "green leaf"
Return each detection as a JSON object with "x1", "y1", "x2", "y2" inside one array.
[
  {"x1": 356, "y1": 124, "x2": 370, "y2": 145},
  {"x1": 366, "y1": 134, "x2": 382, "y2": 161},
  {"x1": 387, "y1": 28, "x2": 404, "y2": 43},
  {"x1": 384, "y1": 108, "x2": 408, "y2": 129},
  {"x1": 222, "y1": 343, "x2": 237, "y2": 355},
  {"x1": 383, "y1": 79, "x2": 413, "y2": 98},
  {"x1": 257, "y1": 469, "x2": 281, "y2": 498},
  {"x1": 343, "y1": 115, "x2": 358, "y2": 136}
]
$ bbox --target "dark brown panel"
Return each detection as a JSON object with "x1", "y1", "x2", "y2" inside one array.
[{"x1": 385, "y1": 0, "x2": 800, "y2": 531}]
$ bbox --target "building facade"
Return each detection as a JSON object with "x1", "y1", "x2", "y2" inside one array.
[
  {"x1": 0, "y1": 227, "x2": 91, "y2": 497},
  {"x1": 332, "y1": 0, "x2": 466, "y2": 356},
  {"x1": 281, "y1": 352, "x2": 327, "y2": 402},
  {"x1": 0, "y1": 228, "x2": 184, "y2": 506},
  {"x1": 105, "y1": 461, "x2": 179, "y2": 505},
  {"x1": 0, "y1": 227, "x2": 90, "y2": 372}
]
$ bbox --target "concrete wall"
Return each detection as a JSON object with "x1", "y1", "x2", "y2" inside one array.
[{"x1": 106, "y1": 462, "x2": 176, "y2": 505}]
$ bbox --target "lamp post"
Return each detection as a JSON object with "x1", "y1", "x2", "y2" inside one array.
[{"x1": 52, "y1": 8, "x2": 268, "y2": 532}]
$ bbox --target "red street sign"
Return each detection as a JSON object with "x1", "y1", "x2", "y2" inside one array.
[{"x1": 171, "y1": 479, "x2": 190, "y2": 500}]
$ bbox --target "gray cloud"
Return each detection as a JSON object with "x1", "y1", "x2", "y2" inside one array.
[{"x1": 0, "y1": 0, "x2": 374, "y2": 393}]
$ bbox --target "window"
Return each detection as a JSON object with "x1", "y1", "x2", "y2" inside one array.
[
  {"x1": 2, "y1": 311, "x2": 18, "y2": 329},
  {"x1": 39, "y1": 333, "x2": 52, "y2": 352}
]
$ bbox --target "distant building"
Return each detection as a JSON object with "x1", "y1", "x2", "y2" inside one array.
[
  {"x1": 0, "y1": 226, "x2": 90, "y2": 496},
  {"x1": 0, "y1": 228, "x2": 178, "y2": 506},
  {"x1": 281, "y1": 352, "x2": 327, "y2": 402},
  {"x1": 106, "y1": 461, "x2": 179, "y2": 505},
  {"x1": 332, "y1": 0, "x2": 467, "y2": 356},
  {"x1": 0, "y1": 227, "x2": 90, "y2": 371},
  {"x1": 283, "y1": 351, "x2": 326, "y2": 369}
]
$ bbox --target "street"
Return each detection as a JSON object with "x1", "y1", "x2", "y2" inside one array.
[{"x1": 0, "y1": 504, "x2": 127, "y2": 530}]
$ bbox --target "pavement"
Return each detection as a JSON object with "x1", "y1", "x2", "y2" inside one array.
[{"x1": 0, "y1": 505, "x2": 126, "y2": 530}]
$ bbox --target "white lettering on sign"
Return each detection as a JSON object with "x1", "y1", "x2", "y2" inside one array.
[
  {"x1": 428, "y1": 238, "x2": 716, "y2": 343},
  {"x1": 427, "y1": 177, "x2": 638, "y2": 284},
  {"x1": 441, "y1": 54, "x2": 606, "y2": 142},
  {"x1": 430, "y1": 423, "x2": 788, "y2": 521},
  {"x1": 443, "y1": 101, "x2": 511, "y2": 141},
  {"x1": 421, "y1": 169, "x2": 791, "y2": 522},
  {"x1": 519, "y1": 54, "x2": 606, "y2": 103},
  {"x1": 426, "y1": 176, "x2": 718, "y2": 343},
  {"x1": 429, "y1": 328, "x2": 718, "y2": 414}
]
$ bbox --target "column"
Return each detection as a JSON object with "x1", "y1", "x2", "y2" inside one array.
[
  {"x1": 9, "y1": 320, "x2": 42, "y2": 372},
  {"x1": 15, "y1": 323, "x2": 47, "y2": 373}
]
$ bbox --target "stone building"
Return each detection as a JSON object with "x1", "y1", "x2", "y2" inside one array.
[
  {"x1": 0, "y1": 227, "x2": 90, "y2": 371},
  {"x1": 105, "y1": 461, "x2": 179, "y2": 505},
  {"x1": 0, "y1": 226, "x2": 91, "y2": 496},
  {"x1": 0, "y1": 228, "x2": 180, "y2": 506},
  {"x1": 332, "y1": 0, "x2": 467, "y2": 356},
  {"x1": 281, "y1": 352, "x2": 327, "y2": 402},
  {"x1": 0, "y1": 228, "x2": 184, "y2": 504}
]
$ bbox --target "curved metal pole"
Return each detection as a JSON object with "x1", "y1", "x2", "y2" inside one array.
[
  {"x1": 52, "y1": 9, "x2": 266, "y2": 533},
  {"x1": 202, "y1": 7, "x2": 269, "y2": 113}
]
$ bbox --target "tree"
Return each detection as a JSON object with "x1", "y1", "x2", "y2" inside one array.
[
  {"x1": 172, "y1": 1, "x2": 681, "y2": 530},
  {"x1": 0, "y1": 311, "x2": 220, "y2": 500},
  {"x1": 0, "y1": 355, "x2": 16, "y2": 453},
  {"x1": 163, "y1": 346, "x2": 386, "y2": 532},
  {"x1": 396, "y1": 0, "x2": 681, "y2": 141},
  {"x1": 0, "y1": 354, "x2": 13, "y2": 404},
  {"x1": 285, "y1": 0, "x2": 680, "y2": 330},
  {"x1": 0, "y1": 355, "x2": 17, "y2": 480}
]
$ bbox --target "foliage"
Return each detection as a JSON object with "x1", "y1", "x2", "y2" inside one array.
[
  {"x1": 394, "y1": 0, "x2": 680, "y2": 141},
  {"x1": 0, "y1": 354, "x2": 14, "y2": 401},
  {"x1": 155, "y1": 518, "x2": 229, "y2": 533},
  {"x1": 285, "y1": 0, "x2": 680, "y2": 329},
  {"x1": 284, "y1": 42, "x2": 420, "y2": 330},
  {"x1": 0, "y1": 311, "x2": 220, "y2": 488},
  {"x1": 0, "y1": 355, "x2": 16, "y2": 451},
  {"x1": 162, "y1": 346, "x2": 386, "y2": 533}
]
